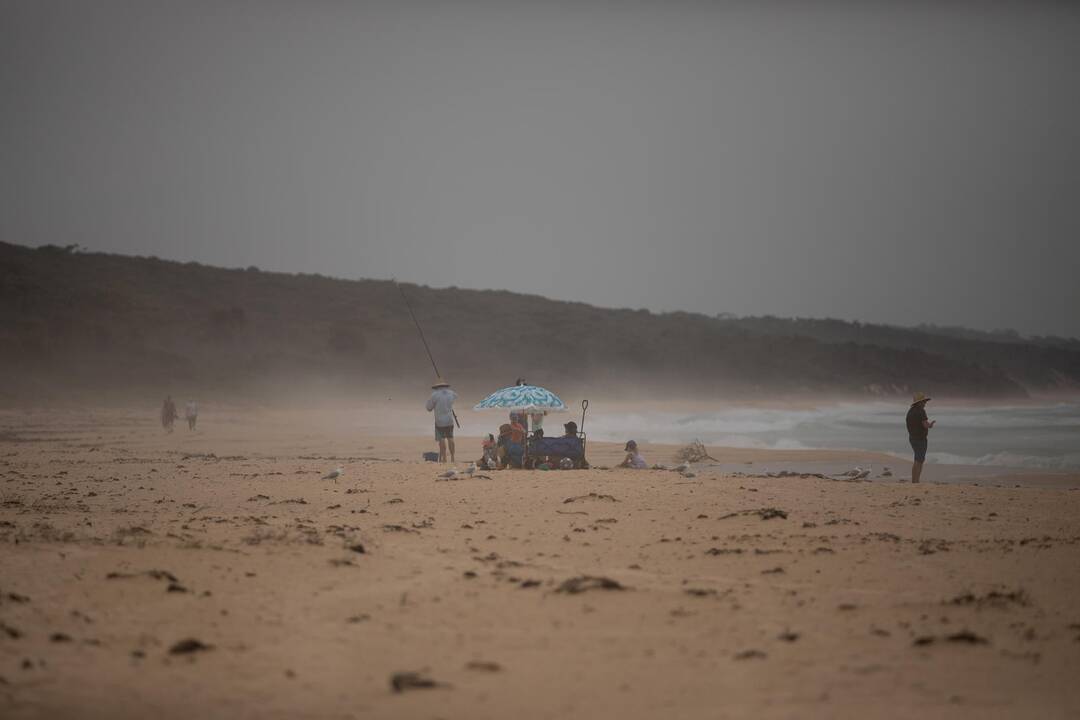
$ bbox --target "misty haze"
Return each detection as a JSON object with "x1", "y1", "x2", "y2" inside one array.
[{"x1": 2, "y1": 2, "x2": 1079, "y2": 719}]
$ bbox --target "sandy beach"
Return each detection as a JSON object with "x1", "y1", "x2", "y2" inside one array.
[{"x1": 2, "y1": 405, "x2": 1079, "y2": 719}]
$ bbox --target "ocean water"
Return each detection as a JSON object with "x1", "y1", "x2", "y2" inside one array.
[{"x1": 585, "y1": 402, "x2": 1080, "y2": 471}]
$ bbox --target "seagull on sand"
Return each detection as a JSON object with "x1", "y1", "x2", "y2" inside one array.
[
  {"x1": 851, "y1": 465, "x2": 871, "y2": 480},
  {"x1": 437, "y1": 468, "x2": 458, "y2": 480},
  {"x1": 322, "y1": 467, "x2": 344, "y2": 483},
  {"x1": 463, "y1": 462, "x2": 477, "y2": 477},
  {"x1": 674, "y1": 461, "x2": 691, "y2": 473}
]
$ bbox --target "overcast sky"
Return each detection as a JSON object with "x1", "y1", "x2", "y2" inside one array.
[{"x1": 3, "y1": 1, "x2": 1078, "y2": 337}]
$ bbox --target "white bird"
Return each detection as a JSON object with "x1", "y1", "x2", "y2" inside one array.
[
  {"x1": 852, "y1": 465, "x2": 871, "y2": 480},
  {"x1": 322, "y1": 467, "x2": 344, "y2": 483},
  {"x1": 463, "y1": 462, "x2": 477, "y2": 477},
  {"x1": 674, "y1": 461, "x2": 691, "y2": 473},
  {"x1": 438, "y1": 468, "x2": 458, "y2": 480}
]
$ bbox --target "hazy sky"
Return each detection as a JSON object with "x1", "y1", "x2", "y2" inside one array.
[{"x1": 3, "y1": 1, "x2": 1079, "y2": 337}]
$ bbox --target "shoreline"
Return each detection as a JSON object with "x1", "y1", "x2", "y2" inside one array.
[{"x1": 4, "y1": 405, "x2": 1077, "y2": 489}]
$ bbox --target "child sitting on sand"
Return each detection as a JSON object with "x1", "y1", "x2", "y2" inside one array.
[
  {"x1": 618, "y1": 440, "x2": 647, "y2": 469},
  {"x1": 480, "y1": 434, "x2": 498, "y2": 469}
]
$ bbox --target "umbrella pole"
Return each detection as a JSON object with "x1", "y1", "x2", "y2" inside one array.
[{"x1": 580, "y1": 399, "x2": 589, "y2": 433}]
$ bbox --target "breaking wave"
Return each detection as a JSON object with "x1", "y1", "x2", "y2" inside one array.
[{"x1": 585, "y1": 402, "x2": 1080, "y2": 470}]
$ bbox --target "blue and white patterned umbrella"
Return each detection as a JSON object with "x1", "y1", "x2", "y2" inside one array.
[{"x1": 473, "y1": 385, "x2": 568, "y2": 412}]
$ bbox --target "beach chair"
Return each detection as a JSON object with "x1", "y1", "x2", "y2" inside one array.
[{"x1": 525, "y1": 432, "x2": 588, "y2": 469}]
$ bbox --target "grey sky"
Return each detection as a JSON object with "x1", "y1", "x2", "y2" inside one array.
[{"x1": 3, "y1": 1, "x2": 1079, "y2": 337}]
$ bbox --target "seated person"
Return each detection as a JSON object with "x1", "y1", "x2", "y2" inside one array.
[
  {"x1": 529, "y1": 410, "x2": 547, "y2": 437},
  {"x1": 618, "y1": 440, "x2": 648, "y2": 469},
  {"x1": 479, "y1": 434, "x2": 498, "y2": 469},
  {"x1": 508, "y1": 412, "x2": 527, "y2": 443},
  {"x1": 529, "y1": 421, "x2": 584, "y2": 462},
  {"x1": 496, "y1": 423, "x2": 524, "y2": 469}
]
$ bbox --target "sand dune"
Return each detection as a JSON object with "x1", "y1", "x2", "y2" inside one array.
[{"x1": 2, "y1": 407, "x2": 1079, "y2": 719}]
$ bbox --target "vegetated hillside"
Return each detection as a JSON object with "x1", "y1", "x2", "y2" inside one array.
[
  {"x1": 1, "y1": 242, "x2": 1075, "y2": 405},
  {"x1": 713, "y1": 316, "x2": 1080, "y2": 391}
]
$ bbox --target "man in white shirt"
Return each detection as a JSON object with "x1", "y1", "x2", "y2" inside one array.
[
  {"x1": 425, "y1": 379, "x2": 458, "y2": 463},
  {"x1": 184, "y1": 400, "x2": 198, "y2": 431}
]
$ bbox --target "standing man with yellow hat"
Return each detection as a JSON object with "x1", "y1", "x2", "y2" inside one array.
[
  {"x1": 906, "y1": 392, "x2": 936, "y2": 483},
  {"x1": 426, "y1": 379, "x2": 457, "y2": 464}
]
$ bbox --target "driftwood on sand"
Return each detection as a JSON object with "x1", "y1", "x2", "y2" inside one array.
[{"x1": 673, "y1": 439, "x2": 718, "y2": 463}]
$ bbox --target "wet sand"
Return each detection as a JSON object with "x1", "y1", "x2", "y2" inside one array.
[{"x1": 2, "y1": 407, "x2": 1079, "y2": 719}]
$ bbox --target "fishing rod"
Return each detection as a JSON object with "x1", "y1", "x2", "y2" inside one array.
[{"x1": 394, "y1": 279, "x2": 460, "y2": 428}]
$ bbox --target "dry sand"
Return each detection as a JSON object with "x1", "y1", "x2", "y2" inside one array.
[{"x1": 2, "y1": 406, "x2": 1079, "y2": 719}]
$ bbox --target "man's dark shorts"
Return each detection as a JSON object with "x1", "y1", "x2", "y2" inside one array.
[
  {"x1": 909, "y1": 436, "x2": 928, "y2": 463},
  {"x1": 435, "y1": 425, "x2": 454, "y2": 441}
]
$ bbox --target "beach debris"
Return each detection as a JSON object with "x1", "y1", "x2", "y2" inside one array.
[
  {"x1": 674, "y1": 461, "x2": 691, "y2": 473},
  {"x1": 169, "y1": 638, "x2": 213, "y2": 655},
  {"x1": 556, "y1": 575, "x2": 627, "y2": 594},
  {"x1": 390, "y1": 671, "x2": 445, "y2": 692},
  {"x1": 437, "y1": 468, "x2": 458, "y2": 480},
  {"x1": 761, "y1": 567, "x2": 785, "y2": 575},
  {"x1": 918, "y1": 539, "x2": 951, "y2": 555},
  {"x1": 717, "y1": 508, "x2": 788, "y2": 521},
  {"x1": 684, "y1": 588, "x2": 717, "y2": 597},
  {"x1": 322, "y1": 467, "x2": 344, "y2": 483},
  {"x1": 114, "y1": 525, "x2": 153, "y2": 538},
  {"x1": 0, "y1": 621, "x2": 22, "y2": 639},
  {"x1": 913, "y1": 630, "x2": 989, "y2": 647},
  {"x1": 733, "y1": 649, "x2": 767, "y2": 660},
  {"x1": 348, "y1": 543, "x2": 366, "y2": 554},
  {"x1": 674, "y1": 439, "x2": 717, "y2": 464},
  {"x1": 106, "y1": 569, "x2": 179, "y2": 583},
  {"x1": 49, "y1": 633, "x2": 72, "y2": 643},
  {"x1": 382, "y1": 524, "x2": 418, "y2": 534},
  {"x1": 166, "y1": 583, "x2": 189, "y2": 593},
  {"x1": 563, "y1": 492, "x2": 619, "y2": 504},
  {"x1": 705, "y1": 547, "x2": 744, "y2": 555},
  {"x1": 948, "y1": 589, "x2": 1029, "y2": 609},
  {"x1": 3, "y1": 592, "x2": 30, "y2": 605},
  {"x1": 465, "y1": 660, "x2": 502, "y2": 672},
  {"x1": 778, "y1": 630, "x2": 800, "y2": 642}
]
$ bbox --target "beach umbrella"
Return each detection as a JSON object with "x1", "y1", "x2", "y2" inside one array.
[{"x1": 472, "y1": 385, "x2": 568, "y2": 412}]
